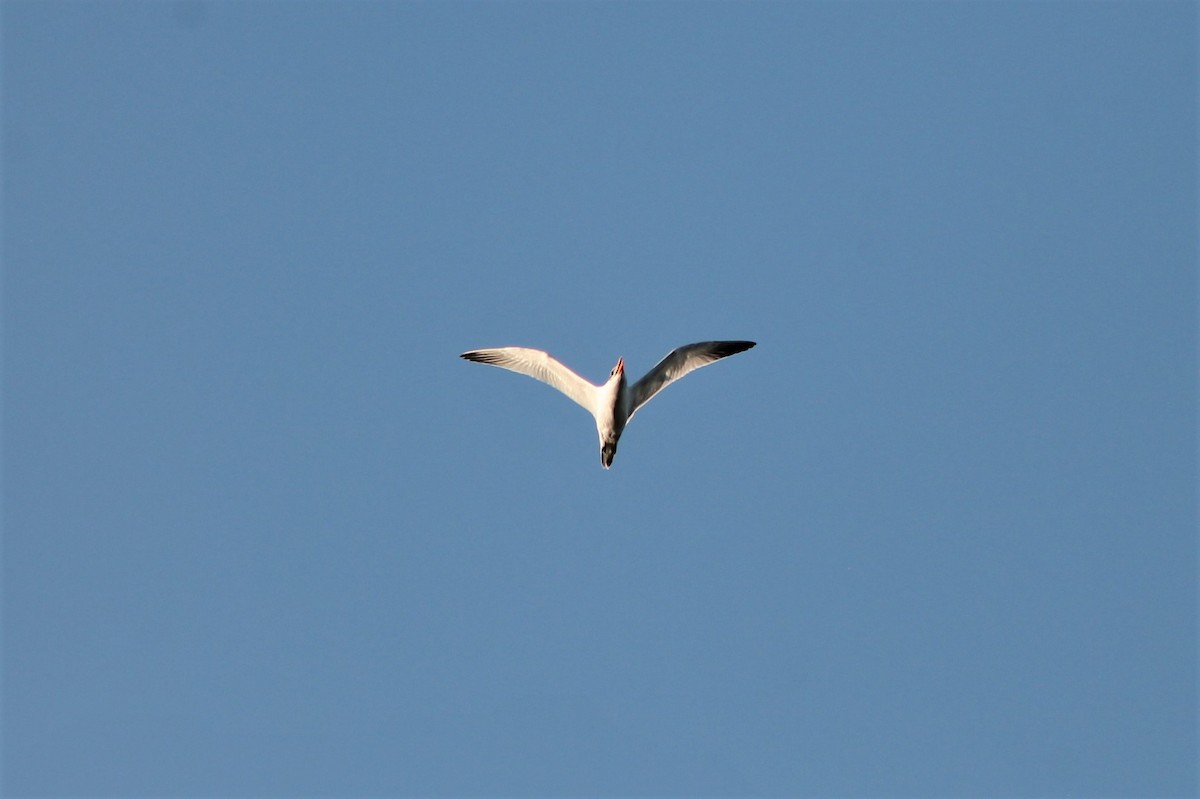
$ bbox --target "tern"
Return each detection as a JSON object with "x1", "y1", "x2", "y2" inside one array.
[{"x1": 460, "y1": 340, "x2": 755, "y2": 468}]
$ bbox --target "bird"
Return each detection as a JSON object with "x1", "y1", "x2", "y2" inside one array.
[{"x1": 460, "y1": 340, "x2": 755, "y2": 468}]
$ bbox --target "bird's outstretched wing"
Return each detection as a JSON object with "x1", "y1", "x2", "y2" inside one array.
[
  {"x1": 627, "y1": 340, "x2": 755, "y2": 421},
  {"x1": 461, "y1": 347, "x2": 600, "y2": 416}
]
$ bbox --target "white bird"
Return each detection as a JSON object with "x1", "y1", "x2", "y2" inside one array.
[{"x1": 460, "y1": 340, "x2": 756, "y2": 468}]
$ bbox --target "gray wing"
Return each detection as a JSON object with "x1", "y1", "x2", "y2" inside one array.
[
  {"x1": 627, "y1": 340, "x2": 756, "y2": 421},
  {"x1": 461, "y1": 346, "x2": 600, "y2": 416}
]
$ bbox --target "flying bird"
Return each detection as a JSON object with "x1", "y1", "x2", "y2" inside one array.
[{"x1": 460, "y1": 340, "x2": 756, "y2": 468}]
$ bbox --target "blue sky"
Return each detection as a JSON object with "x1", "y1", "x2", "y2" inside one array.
[{"x1": 3, "y1": 1, "x2": 1195, "y2": 796}]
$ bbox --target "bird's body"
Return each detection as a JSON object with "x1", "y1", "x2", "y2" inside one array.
[{"x1": 460, "y1": 340, "x2": 755, "y2": 468}]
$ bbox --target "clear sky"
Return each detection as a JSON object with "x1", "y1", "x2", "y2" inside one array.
[{"x1": 3, "y1": 1, "x2": 1196, "y2": 796}]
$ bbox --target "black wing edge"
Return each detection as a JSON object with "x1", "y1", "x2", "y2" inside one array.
[
  {"x1": 461, "y1": 350, "x2": 504, "y2": 364},
  {"x1": 708, "y1": 340, "x2": 756, "y2": 359}
]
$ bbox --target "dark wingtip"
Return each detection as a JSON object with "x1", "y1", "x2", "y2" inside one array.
[
  {"x1": 714, "y1": 340, "x2": 756, "y2": 357},
  {"x1": 461, "y1": 350, "x2": 499, "y2": 364}
]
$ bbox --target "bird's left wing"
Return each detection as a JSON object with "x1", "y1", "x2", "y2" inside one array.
[
  {"x1": 627, "y1": 340, "x2": 756, "y2": 421},
  {"x1": 461, "y1": 346, "x2": 600, "y2": 417}
]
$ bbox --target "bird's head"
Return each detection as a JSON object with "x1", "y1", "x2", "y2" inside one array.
[
  {"x1": 601, "y1": 440, "x2": 618, "y2": 468},
  {"x1": 610, "y1": 357, "x2": 624, "y2": 379}
]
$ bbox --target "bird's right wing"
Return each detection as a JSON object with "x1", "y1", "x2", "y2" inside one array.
[
  {"x1": 460, "y1": 347, "x2": 600, "y2": 416},
  {"x1": 627, "y1": 340, "x2": 756, "y2": 421}
]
